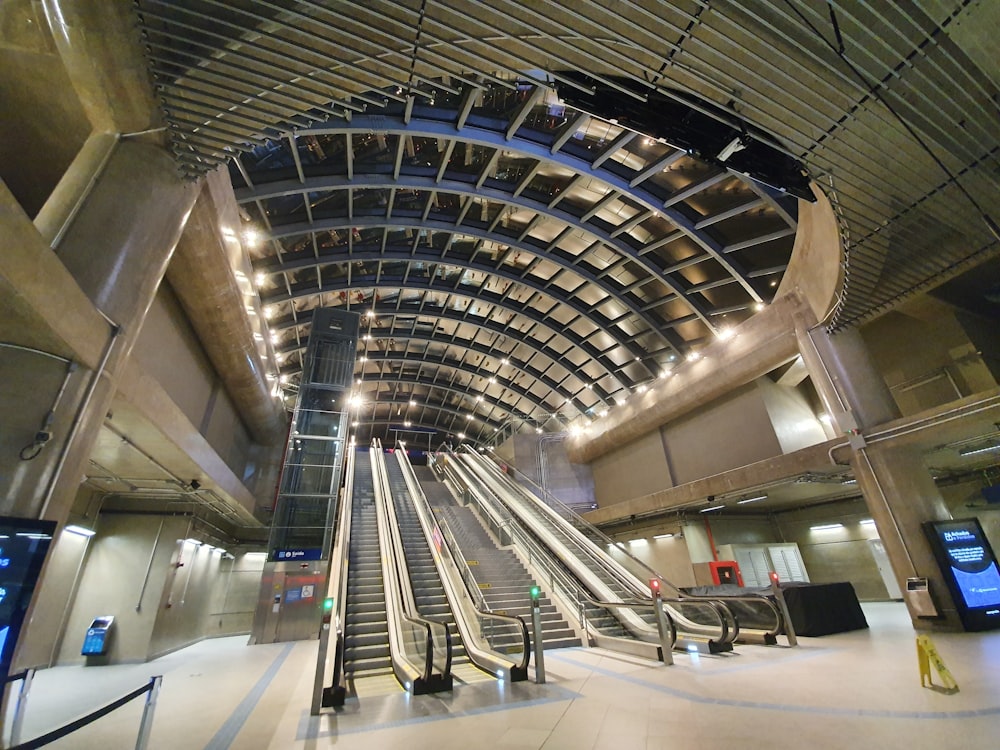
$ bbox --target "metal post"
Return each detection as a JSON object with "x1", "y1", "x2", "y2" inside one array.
[
  {"x1": 10, "y1": 668, "x2": 35, "y2": 746},
  {"x1": 530, "y1": 587, "x2": 545, "y2": 684},
  {"x1": 311, "y1": 599, "x2": 333, "y2": 715},
  {"x1": 650, "y1": 581, "x2": 674, "y2": 666},
  {"x1": 769, "y1": 572, "x2": 798, "y2": 647},
  {"x1": 134, "y1": 675, "x2": 162, "y2": 750}
]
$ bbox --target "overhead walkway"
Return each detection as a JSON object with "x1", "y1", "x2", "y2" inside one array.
[{"x1": 441, "y1": 447, "x2": 784, "y2": 658}]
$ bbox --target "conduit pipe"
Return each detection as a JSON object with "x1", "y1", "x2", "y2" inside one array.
[{"x1": 165, "y1": 178, "x2": 286, "y2": 445}]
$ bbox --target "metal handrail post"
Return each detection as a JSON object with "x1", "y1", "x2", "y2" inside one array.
[
  {"x1": 769, "y1": 573, "x2": 798, "y2": 647},
  {"x1": 9, "y1": 668, "x2": 35, "y2": 746},
  {"x1": 134, "y1": 676, "x2": 162, "y2": 750},
  {"x1": 651, "y1": 586, "x2": 674, "y2": 665}
]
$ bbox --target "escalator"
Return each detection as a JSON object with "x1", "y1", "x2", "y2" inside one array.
[
  {"x1": 417, "y1": 467, "x2": 581, "y2": 650},
  {"x1": 383, "y1": 458, "x2": 472, "y2": 675},
  {"x1": 321, "y1": 445, "x2": 453, "y2": 705},
  {"x1": 341, "y1": 452, "x2": 392, "y2": 679},
  {"x1": 446, "y1": 449, "x2": 764, "y2": 657}
]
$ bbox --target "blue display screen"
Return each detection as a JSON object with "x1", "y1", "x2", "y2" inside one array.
[
  {"x1": 927, "y1": 519, "x2": 1000, "y2": 631},
  {"x1": 0, "y1": 517, "x2": 57, "y2": 679}
]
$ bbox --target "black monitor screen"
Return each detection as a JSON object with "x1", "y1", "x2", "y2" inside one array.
[
  {"x1": 925, "y1": 518, "x2": 1000, "y2": 631},
  {"x1": 0, "y1": 516, "x2": 57, "y2": 679}
]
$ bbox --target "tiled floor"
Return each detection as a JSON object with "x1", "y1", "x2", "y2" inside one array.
[{"x1": 6, "y1": 603, "x2": 999, "y2": 749}]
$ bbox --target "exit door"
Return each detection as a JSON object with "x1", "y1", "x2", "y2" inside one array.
[{"x1": 868, "y1": 538, "x2": 902, "y2": 599}]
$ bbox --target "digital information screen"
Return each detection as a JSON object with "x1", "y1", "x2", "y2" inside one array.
[
  {"x1": 925, "y1": 518, "x2": 1000, "y2": 631},
  {"x1": 0, "y1": 516, "x2": 57, "y2": 680}
]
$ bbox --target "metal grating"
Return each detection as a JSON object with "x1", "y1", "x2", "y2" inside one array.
[{"x1": 133, "y1": 0, "x2": 1000, "y2": 441}]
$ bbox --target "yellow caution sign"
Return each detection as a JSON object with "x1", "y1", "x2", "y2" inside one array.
[{"x1": 916, "y1": 635, "x2": 959, "y2": 693}]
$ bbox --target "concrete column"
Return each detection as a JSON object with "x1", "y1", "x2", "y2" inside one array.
[
  {"x1": 0, "y1": 143, "x2": 197, "y2": 523},
  {"x1": 799, "y1": 324, "x2": 962, "y2": 629}
]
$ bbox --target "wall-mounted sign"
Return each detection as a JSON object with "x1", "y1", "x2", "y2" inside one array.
[
  {"x1": 272, "y1": 548, "x2": 323, "y2": 562},
  {"x1": 925, "y1": 518, "x2": 1000, "y2": 631}
]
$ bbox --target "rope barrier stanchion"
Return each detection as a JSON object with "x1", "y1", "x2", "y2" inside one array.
[
  {"x1": 8, "y1": 676, "x2": 160, "y2": 750},
  {"x1": 134, "y1": 675, "x2": 162, "y2": 750},
  {"x1": 7, "y1": 668, "x2": 36, "y2": 747}
]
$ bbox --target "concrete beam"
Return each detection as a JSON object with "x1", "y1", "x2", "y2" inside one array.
[
  {"x1": 566, "y1": 292, "x2": 813, "y2": 463},
  {"x1": 582, "y1": 436, "x2": 844, "y2": 527}
]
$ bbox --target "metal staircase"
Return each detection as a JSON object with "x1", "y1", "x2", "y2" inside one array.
[{"x1": 417, "y1": 467, "x2": 580, "y2": 650}]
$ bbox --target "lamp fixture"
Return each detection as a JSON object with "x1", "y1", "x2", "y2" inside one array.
[
  {"x1": 737, "y1": 494, "x2": 767, "y2": 505},
  {"x1": 959, "y1": 443, "x2": 1000, "y2": 457},
  {"x1": 653, "y1": 533, "x2": 674, "y2": 539},
  {"x1": 699, "y1": 505, "x2": 724, "y2": 513},
  {"x1": 64, "y1": 525, "x2": 96, "y2": 537},
  {"x1": 810, "y1": 523, "x2": 844, "y2": 531},
  {"x1": 717, "y1": 136, "x2": 747, "y2": 162}
]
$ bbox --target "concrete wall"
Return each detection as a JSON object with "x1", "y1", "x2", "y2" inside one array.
[
  {"x1": 591, "y1": 428, "x2": 672, "y2": 507},
  {"x1": 592, "y1": 381, "x2": 787, "y2": 508},
  {"x1": 131, "y1": 283, "x2": 252, "y2": 480},
  {"x1": 772, "y1": 499, "x2": 888, "y2": 601},
  {"x1": 54, "y1": 513, "x2": 263, "y2": 665},
  {"x1": 861, "y1": 304, "x2": 996, "y2": 416},
  {"x1": 15, "y1": 515, "x2": 93, "y2": 671},
  {"x1": 663, "y1": 383, "x2": 784, "y2": 485}
]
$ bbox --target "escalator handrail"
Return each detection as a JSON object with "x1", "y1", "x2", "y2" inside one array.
[
  {"x1": 394, "y1": 450, "x2": 530, "y2": 676},
  {"x1": 371, "y1": 442, "x2": 451, "y2": 689},
  {"x1": 457, "y1": 451, "x2": 677, "y2": 640},
  {"x1": 324, "y1": 441, "x2": 355, "y2": 701},
  {"x1": 478, "y1": 447, "x2": 782, "y2": 635},
  {"x1": 462, "y1": 449, "x2": 742, "y2": 643},
  {"x1": 443, "y1": 452, "x2": 675, "y2": 652}
]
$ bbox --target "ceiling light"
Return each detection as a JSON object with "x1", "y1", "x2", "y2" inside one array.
[
  {"x1": 653, "y1": 533, "x2": 674, "y2": 539},
  {"x1": 404, "y1": 421, "x2": 411, "y2": 427},
  {"x1": 466, "y1": 414, "x2": 473, "y2": 420},
  {"x1": 255, "y1": 272, "x2": 266, "y2": 286},
  {"x1": 860, "y1": 519, "x2": 876, "y2": 527},
  {"x1": 717, "y1": 328, "x2": 735, "y2": 341},
  {"x1": 352, "y1": 421, "x2": 359, "y2": 426},
  {"x1": 457, "y1": 432, "x2": 465, "y2": 439},
  {"x1": 686, "y1": 351, "x2": 700, "y2": 362},
  {"x1": 366, "y1": 310, "x2": 376, "y2": 318},
  {"x1": 699, "y1": 505, "x2": 724, "y2": 513},
  {"x1": 637, "y1": 385, "x2": 647, "y2": 393},
  {"x1": 959, "y1": 443, "x2": 1000, "y2": 457},
  {"x1": 717, "y1": 136, "x2": 746, "y2": 162},
  {"x1": 754, "y1": 302, "x2": 766, "y2": 312},
  {"x1": 409, "y1": 399, "x2": 417, "y2": 406},
  {"x1": 263, "y1": 306, "x2": 273, "y2": 319},
  {"x1": 279, "y1": 375, "x2": 288, "y2": 384},
  {"x1": 810, "y1": 523, "x2": 844, "y2": 531},
  {"x1": 500, "y1": 358, "x2": 509, "y2": 365},
  {"x1": 737, "y1": 495, "x2": 767, "y2": 505},
  {"x1": 629, "y1": 538, "x2": 648, "y2": 546},
  {"x1": 243, "y1": 228, "x2": 260, "y2": 246},
  {"x1": 64, "y1": 525, "x2": 96, "y2": 537}
]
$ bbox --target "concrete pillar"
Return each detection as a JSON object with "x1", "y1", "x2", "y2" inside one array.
[
  {"x1": 1, "y1": 142, "x2": 197, "y2": 523},
  {"x1": 799, "y1": 324, "x2": 962, "y2": 629}
]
